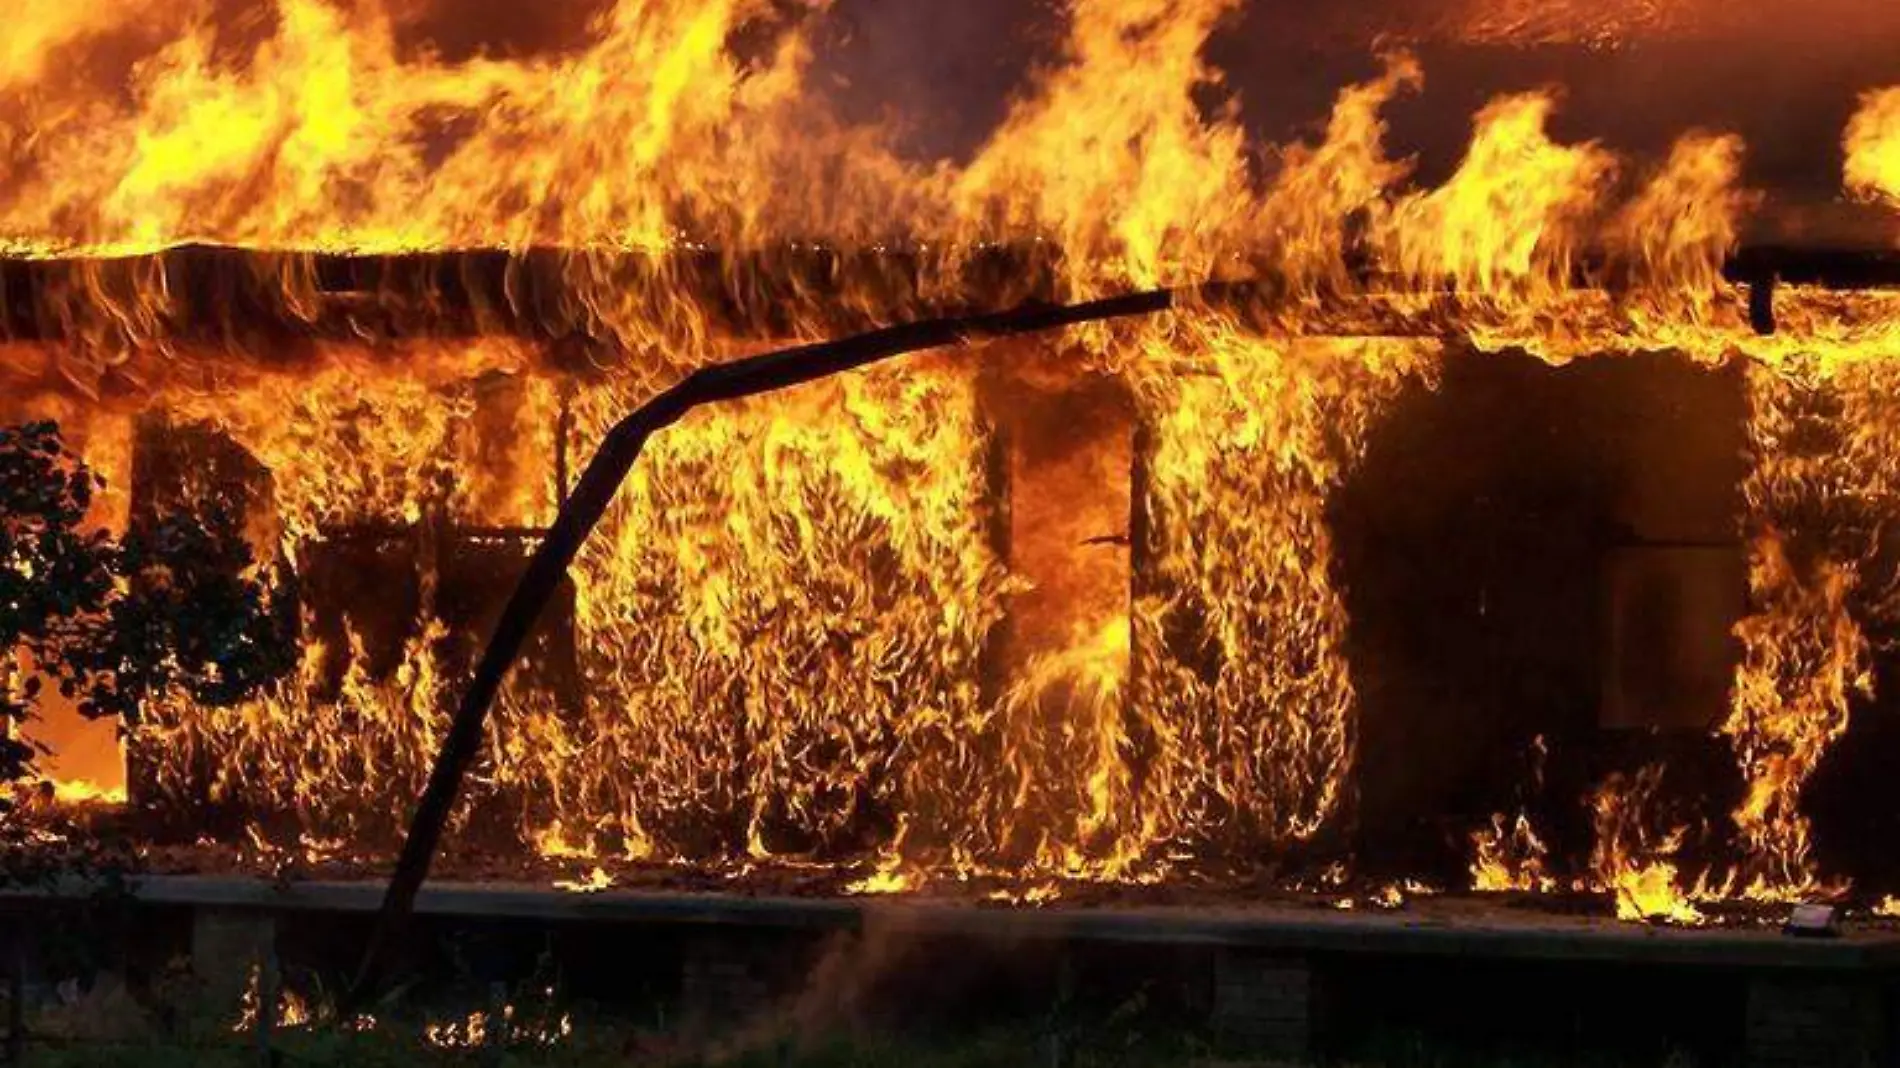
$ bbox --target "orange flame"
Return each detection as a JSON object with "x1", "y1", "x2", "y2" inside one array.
[
  {"x1": 1847, "y1": 88, "x2": 1900, "y2": 208},
  {"x1": 1590, "y1": 768, "x2": 1703, "y2": 925},
  {"x1": 2, "y1": 0, "x2": 1898, "y2": 920}
]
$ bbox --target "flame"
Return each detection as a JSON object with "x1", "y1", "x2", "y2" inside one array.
[
  {"x1": 553, "y1": 866, "x2": 614, "y2": 894},
  {"x1": 1256, "y1": 53, "x2": 1421, "y2": 295},
  {"x1": 1723, "y1": 361, "x2": 1891, "y2": 897},
  {"x1": 551, "y1": 365, "x2": 1009, "y2": 867},
  {"x1": 1607, "y1": 132, "x2": 1755, "y2": 339},
  {"x1": 1846, "y1": 88, "x2": 1900, "y2": 208},
  {"x1": 952, "y1": 0, "x2": 1251, "y2": 295},
  {"x1": 425, "y1": 1005, "x2": 572, "y2": 1050},
  {"x1": 1379, "y1": 90, "x2": 1615, "y2": 334},
  {"x1": 231, "y1": 966, "x2": 313, "y2": 1033},
  {"x1": 2, "y1": 0, "x2": 1898, "y2": 921},
  {"x1": 46, "y1": 779, "x2": 127, "y2": 806},
  {"x1": 843, "y1": 861, "x2": 918, "y2": 897},
  {"x1": 0, "y1": 0, "x2": 916, "y2": 258},
  {"x1": 533, "y1": 820, "x2": 597, "y2": 863},
  {"x1": 1471, "y1": 812, "x2": 1555, "y2": 894},
  {"x1": 1609, "y1": 863, "x2": 1703, "y2": 925},
  {"x1": 986, "y1": 882, "x2": 1062, "y2": 906},
  {"x1": 1134, "y1": 333, "x2": 1435, "y2": 854},
  {"x1": 424, "y1": 1011, "x2": 489, "y2": 1050},
  {"x1": 1590, "y1": 768, "x2": 1703, "y2": 925}
]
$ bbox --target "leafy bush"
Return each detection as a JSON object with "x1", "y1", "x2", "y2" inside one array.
[{"x1": 0, "y1": 420, "x2": 295, "y2": 799}]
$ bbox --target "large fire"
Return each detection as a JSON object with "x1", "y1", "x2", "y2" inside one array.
[{"x1": 5, "y1": 0, "x2": 1900, "y2": 921}]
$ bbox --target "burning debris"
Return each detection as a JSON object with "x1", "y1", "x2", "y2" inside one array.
[{"x1": 4, "y1": 0, "x2": 1900, "y2": 926}]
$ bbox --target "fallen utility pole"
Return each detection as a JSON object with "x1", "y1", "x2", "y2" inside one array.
[{"x1": 345, "y1": 281, "x2": 1246, "y2": 1009}]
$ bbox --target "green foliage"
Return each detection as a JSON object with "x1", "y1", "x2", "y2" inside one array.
[
  {"x1": 62, "y1": 504, "x2": 300, "y2": 723},
  {"x1": 0, "y1": 421, "x2": 115, "y2": 788},
  {"x1": 0, "y1": 420, "x2": 295, "y2": 790}
]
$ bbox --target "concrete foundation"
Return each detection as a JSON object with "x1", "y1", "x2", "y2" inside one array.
[
  {"x1": 1746, "y1": 974, "x2": 1891, "y2": 1068},
  {"x1": 7, "y1": 877, "x2": 1900, "y2": 1064},
  {"x1": 1211, "y1": 948, "x2": 1312, "y2": 1058}
]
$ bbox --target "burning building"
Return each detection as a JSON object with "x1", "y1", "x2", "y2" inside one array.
[{"x1": 7, "y1": 0, "x2": 1900, "y2": 928}]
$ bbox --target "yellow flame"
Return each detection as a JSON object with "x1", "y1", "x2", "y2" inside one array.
[
  {"x1": 553, "y1": 867, "x2": 614, "y2": 894},
  {"x1": 1471, "y1": 812, "x2": 1555, "y2": 894},
  {"x1": 952, "y1": 0, "x2": 1250, "y2": 294},
  {"x1": 1722, "y1": 361, "x2": 1891, "y2": 896},
  {"x1": 425, "y1": 1004, "x2": 572, "y2": 1050},
  {"x1": 1382, "y1": 92, "x2": 1614, "y2": 304},
  {"x1": 1590, "y1": 768, "x2": 1703, "y2": 925},
  {"x1": 47, "y1": 778, "x2": 127, "y2": 806},
  {"x1": 231, "y1": 966, "x2": 312, "y2": 1034},
  {"x1": 1846, "y1": 88, "x2": 1900, "y2": 208},
  {"x1": 2, "y1": 2, "x2": 1895, "y2": 917},
  {"x1": 843, "y1": 866, "x2": 918, "y2": 897}
]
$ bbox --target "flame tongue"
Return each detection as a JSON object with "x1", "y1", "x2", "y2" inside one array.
[
  {"x1": 3, "y1": 0, "x2": 1900, "y2": 917},
  {"x1": 1848, "y1": 88, "x2": 1900, "y2": 209}
]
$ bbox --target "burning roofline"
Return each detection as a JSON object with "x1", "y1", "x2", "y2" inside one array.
[{"x1": 4, "y1": 242, "x2": 1900, "y2": 356}]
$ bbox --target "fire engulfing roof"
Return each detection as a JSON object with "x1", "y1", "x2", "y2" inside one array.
[{"x1": 13, "y1": 0, "x2": 1900, "y2": 926}]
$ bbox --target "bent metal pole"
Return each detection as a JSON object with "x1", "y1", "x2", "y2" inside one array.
[{"x1": 346, "y1": 282, "x2": 1244, "y2": 1006}]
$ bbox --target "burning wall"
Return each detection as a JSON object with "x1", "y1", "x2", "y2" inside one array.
[{"x1": 5, "y1": 0, "x2": 1900, "y2": 913}]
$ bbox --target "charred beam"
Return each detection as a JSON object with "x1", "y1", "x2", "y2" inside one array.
[
  {"x1": 0, "y1": 245, "x2": 1067, "y2": 349},
  {"x1": 3, "y1": 244, "x2": 1900, "y2": 353},
  {"x1": 1722, "y1": 246, "x2": 1900, "y2": 291}
]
